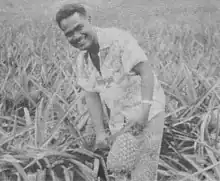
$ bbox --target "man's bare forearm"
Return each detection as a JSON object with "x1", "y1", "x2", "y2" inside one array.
[
  {"x1": 140, "y1": 69, "x2": 154, "y2": 119},
  {"x1": 85, "y1": 91, "x2": 105, "y2": 133},
  {"x1": 133, "y1": 61, "x2": 154, "y2": 121}
]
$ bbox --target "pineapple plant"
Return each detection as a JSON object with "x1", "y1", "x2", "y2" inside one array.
[
  {"x1": 2, "y1": 2, "x2": 220, "y2": 181},
  {"x1": 0, "y1": 20, "x2": 109, "y2": 181}
]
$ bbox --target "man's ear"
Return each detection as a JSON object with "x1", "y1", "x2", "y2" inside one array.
[{"x1": 88, "y1": 15, "x2": 92, "y2": 23}]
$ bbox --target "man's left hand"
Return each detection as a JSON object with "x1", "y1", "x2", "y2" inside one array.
[{"x1": 128, "y1": 109, "x2": 149, "y2": 136}]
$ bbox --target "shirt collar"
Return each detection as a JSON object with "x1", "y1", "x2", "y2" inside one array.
[
  {"x1": 93, "y1": 26, "x2": 111, "y2": 50},
  {"x1": 79, "y1": 26, "x2": 110, "y2": 57}
]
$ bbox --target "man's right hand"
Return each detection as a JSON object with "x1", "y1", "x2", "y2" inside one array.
[
  {"x1": 85, "y1": 91, "x2": 109, "y2": 149},
  {"x1": 95, "y1": 131, "x2": 110, "y2": 150}
]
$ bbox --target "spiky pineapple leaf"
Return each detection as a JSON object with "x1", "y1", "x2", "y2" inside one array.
[{"x1": 35, "y1": 98, "x2": 46, "y2": 148}]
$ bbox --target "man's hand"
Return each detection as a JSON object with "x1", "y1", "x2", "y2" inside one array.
[
  {"x1": 128, "y1": 110, "x2": 149, "y2": 136},
  {"x1": 85, "y1": 91, "x2": 109, "y2": 149}
]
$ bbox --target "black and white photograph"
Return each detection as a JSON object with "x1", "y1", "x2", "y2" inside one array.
[{"x1": 0, "y1": 0, "x2": 220, "y2": 180}]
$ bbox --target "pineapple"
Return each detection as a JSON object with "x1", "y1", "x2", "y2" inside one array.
[
  {"x1": 131, "y1": 158, "x2": 157, "y2": 181},
  {"x1": 106, "y1": 132, "x2": 140, "y2": 172}
]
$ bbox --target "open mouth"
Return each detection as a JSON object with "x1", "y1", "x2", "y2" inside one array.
[
  {"x1": 78, "y1": 35, "x2": 89, "y2": 48},
  {"x1": 69, "y1": 34, "x2": 90, "y2": 49},
  {"x1": 76, "y1": 34, "x2": 87, "y2": 45}
]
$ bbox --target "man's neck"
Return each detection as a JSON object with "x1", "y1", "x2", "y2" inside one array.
[
  {"x1": 87, "y1": 26, "x2": 100, "y2": 55},
  {"x1": 88, "y1": 41, "x2": 100, "y2": 55},
  {"x1": 87, "y1": 42, "x2": 102, "y2": 76}
]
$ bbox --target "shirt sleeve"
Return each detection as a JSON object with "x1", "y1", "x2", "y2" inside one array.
[{"x1": 120, "y1": 31, "x2": 148, "y2": 75}]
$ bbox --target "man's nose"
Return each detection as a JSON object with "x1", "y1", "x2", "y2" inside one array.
[{"x1": 68, "y1": 33, "x2": 81, "y2": 42}]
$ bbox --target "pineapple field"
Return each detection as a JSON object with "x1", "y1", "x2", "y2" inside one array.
[{"x1": 1, "y1": 0, "x2": 220, "y2": 180}]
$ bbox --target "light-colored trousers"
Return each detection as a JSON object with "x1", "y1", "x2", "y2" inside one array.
[{"x1": 130, "y1": 111, "x2": 165, "y2": 181}]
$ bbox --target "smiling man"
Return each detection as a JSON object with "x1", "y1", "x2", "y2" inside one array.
[{"x1": 56, "y1": 3, "x2": 166, "y2": 180}]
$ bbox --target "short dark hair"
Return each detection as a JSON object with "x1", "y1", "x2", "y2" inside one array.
[{"x1": 56, "y1": 3, "x2": 87, "y2": 29}]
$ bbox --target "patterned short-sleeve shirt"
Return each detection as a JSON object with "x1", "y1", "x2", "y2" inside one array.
[{"x1": 76, "y1": 27, "x2": 165, "y2": 130}]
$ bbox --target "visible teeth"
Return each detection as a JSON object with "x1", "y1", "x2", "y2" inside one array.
[{"x1": 79, "y1": 36, "x2": 85, "y2": 43}]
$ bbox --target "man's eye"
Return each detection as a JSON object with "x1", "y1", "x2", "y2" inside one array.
[
  {"x1": 75, "y1": 24, "x2": 83, "y2": 31},
  {"x1": 65, "y1": 31, "x2": 74, "y2": 37},
  {"x1": 64, "y1": 25, "x2": 83, "y2": 37}
]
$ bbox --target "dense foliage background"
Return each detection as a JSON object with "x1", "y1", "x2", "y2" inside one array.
[{"x1": 1, "y1": 0, "x2": 220, "y2": 180}]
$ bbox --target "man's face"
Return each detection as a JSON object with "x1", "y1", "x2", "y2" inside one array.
[{"x1": 60, "y1": 13, "x2": 96, "y2": 51}]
